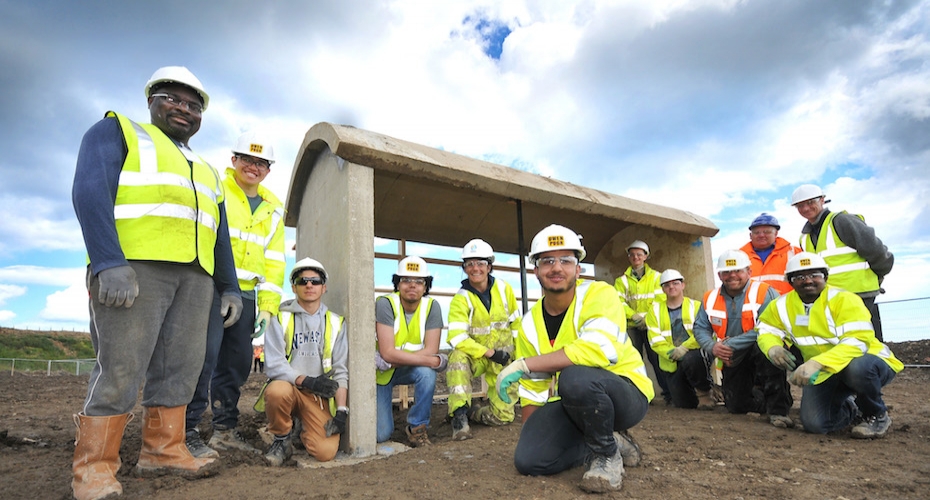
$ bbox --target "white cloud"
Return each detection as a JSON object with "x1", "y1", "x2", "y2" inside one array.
[
  {"x1": 0, "y1": 284, "x2": 27, "y2": 305},
  {"x1": 0, "y1": 266, "x2": 85, "y2": 286},
  {"x1": 0, "y1": 310, "x2": 15, "y2": 322},
  {"x1": 39, "y1": 283, "x2": 89, "y2": 323}
]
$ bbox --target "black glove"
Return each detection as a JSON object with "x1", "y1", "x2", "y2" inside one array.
[
  {"x1": 299, "y1": 376, "x2": 338, "y2": 399},
  {"x1": 324, "y1": 409, "x2": 348, "y2": 437},
  {"x1": 489, "y1": 350, "x2": 510, "y2": 366}
]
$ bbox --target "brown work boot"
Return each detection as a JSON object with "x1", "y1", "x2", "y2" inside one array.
[
  {"x1": 72, "y1": 412, "x2": 132, "y2": 500},
  {"x1": 695, "y1": 390, "x2": 715, "y2": 411},
  {"x1": 405, "y1": 424, "x2": 431, "y2": 447},
  {"x1": 134, "y1": 406, "x2": 219, "y2": 479}
]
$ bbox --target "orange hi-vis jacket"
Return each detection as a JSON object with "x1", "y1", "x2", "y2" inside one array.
[
  {"x1": 740, "y1": 237, "x2": 801, "y2": 295},
  {"x1": 702, "y1": 281, "x2": 772, "y2": 340}
]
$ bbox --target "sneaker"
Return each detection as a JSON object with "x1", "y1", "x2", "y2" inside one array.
[
  {"x1": 580, "y1": 446, "x2": 624, "y2": 493},
  {"x1": 405, "y1": 424, "x2": 431, "y2": 448},
  {"x1": 451, "y1": 407, "x2": 472, "y2": 441},
  {"x1": 264, "y1": 435, "x2": 293, "y2": 466},
  {"x1": 614, "y1": 430, "x2": 642, "y2": 467},
  {"x1": 851, "y1": 412, "x2": 891, "y2": 439},
  {"x1": 186, "y1": 430, "x2": 219, "y2": 459},
  {"x1": 208, "y1": 428, "x2": 260, "y2": 454},
  {"x1": 769, "y1": 415, "x2": 795, "y2": 429}
]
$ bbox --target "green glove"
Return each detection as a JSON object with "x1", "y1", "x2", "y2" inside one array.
[
  {"x1": 253, "y1": 310, "x2": 272, "y2": 339},
  {"x1": 789, "y1": 360, "x2": 823, "y2": 386},
  {"x1": 767, "y1": 346, "x2": 798, "y2": 371},
  {"x1": 496, "y1": 358, "x2": 529, "y2": 404}
]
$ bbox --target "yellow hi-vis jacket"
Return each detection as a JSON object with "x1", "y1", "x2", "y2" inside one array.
[
  {"x1": 801, "y1": 211, "x2": 880, "y2": 294},
  {"x1": 646, "y1": 297, "x2": 702, "y2": 373},
  {"x1": 253, "y1": 308, "x2": 344, "y2": 415},
  {"x1": 376, "y1": 293, "x2": 435, "y2": 385},
  {"x1": 614, "y1": 264, "x2": 665, "y2": 326},
  {"x1": 757, "y1": 285, "x2": 902, "y2": 385},
  {"x1": 108, "y1": 111, "x2": 223, "y2": 275},
  {"x1": 222, "y1": 168, "x2": 286, "y2": 314},
  {"x1": 514, "y1": 280, "x2": 654, "y2": 407},
  {"x1": 447, "y1": 278, "x2": 521, "y2": 358}
]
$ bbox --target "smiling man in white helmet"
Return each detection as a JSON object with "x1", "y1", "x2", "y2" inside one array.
[
  {"x1": 692, "y1": 249, "x2": 793, "y2": 428},
  {"x1": 791, "y1": 184, "x2": 894, "y2": 341},
  {"x1": 757, "y1": 252, "x2": 903, "y2": 438},
  {"x1": 375, "y1": 256, "x2": 447, "y2": 447},
  {"x1": 496, "y1": 224, "x2": 653, "y2": 493},
  {"x1": 71, "y1": 66, "x2": 240, "y2": 499},
  {"x1": 185, "y1": 131, "x2": 286, "y2": 458}
]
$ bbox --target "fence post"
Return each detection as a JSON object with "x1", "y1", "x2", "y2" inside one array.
[{"x1": 47, "y1": 360, "x2": 52, "y2": 376}]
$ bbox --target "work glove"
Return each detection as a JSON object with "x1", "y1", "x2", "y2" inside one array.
[
  {"x1": 253, "y1": 310, "x2": 272, "y2": 339},
  {"x1": 631, "y1": 312, "x2": 646, "y2": 328},
  {"x1": 789, "y1": 360, "x2": 823, "y2": 386},
  {"x1": 489, "y1": 349, "x2": 511, "y2": 366},
  {"x1": 432, "y1": 353, "x2": 449, "y2": 372},
  {"x1": 299, "y1": 375, "x2": 338, "y2": 399},
  {"x1": 374, "y1": 351, "x2": 392, "y2": 371},
  {"x1": 496, "y1": 358, "x2": 530, "y2": 405},
  {"x1": 668, "y1": 345, "x2": 689, "y2": 361},
  {"x1": 97, "y1": 265, "x2": 139, "y2": 308},
  {"x1": 768, "y1": 346, "x2": 798, "y2": 371},
  {"x1": 221, "y1": 294, "x2": 243, "y2": 328},
  {"x1": 324, "y1": 409, "x2": 348, "y2": 437}
]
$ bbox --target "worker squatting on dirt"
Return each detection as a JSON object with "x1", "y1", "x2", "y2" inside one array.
[
  {"x1": 645, "y1": 269, "x2": 715, "y2": 410},
  {"x1": 496, "y1": 224, "x2": 654, "y2": 493},
  {"x1": 375, "y1": 256, "x2": 448, "y2": 447},
  {"x1": 757, "y1": 252, "x2": 904, "y2": 438},
  {"x1": 186, "y1": 131, "x2": 286, "y2": 459},
  {"x1": 255, "y1": 258, "x2": 349, "y2": 465},
  {"x1": 445, "y1": 239, "x2": 522, "y2": 441},
  {"x1": 71, "y1": 66, "x2": 242, "y2": 500},
  {"x1": 692, "y1": 249, "x2": 795, "y2": 429}
]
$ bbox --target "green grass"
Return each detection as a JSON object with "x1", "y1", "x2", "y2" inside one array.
[{"x1": 0, "y1": 328, "x2": 94, "y2": 360}]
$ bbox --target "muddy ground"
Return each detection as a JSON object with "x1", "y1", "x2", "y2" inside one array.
[{"x1": 2, "y1": 340, "x2": 929, "y2": 500}]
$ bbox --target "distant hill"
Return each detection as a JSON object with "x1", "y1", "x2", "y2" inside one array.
[{"x1": 0, "y1": 327, "x2": 94, "y2": 360}]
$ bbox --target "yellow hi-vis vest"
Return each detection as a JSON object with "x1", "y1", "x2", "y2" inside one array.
[
  {"x1": 253, "y1": 309, "x2": 344, "y2": 415},
  {"x1": 376, "y1": 293, "x2": 435, "y2": 385},
  {"x1": 222, "y1": 168, "x2": 286, "y2": 314},
  {"x1": 801, "y1": 211, "x2": 880, "y2": 294},
  {"x1": 108, "y1": 112, "x2": 223, "y2": 275},
  {"x1": 614, "y1": 265, "x2": 665, "y2": 325},
  {"x1": 515, "y1": 280, "x2": 654, "y2": 407},
  {"x1": 447, "y1": 278, "x2": 521, "y2": 359},
  {"x1": 757, "y1": 285, "x2": 902, "y2": 384},
  {"x1": 646, "y1": 297, "x2": 701, "y2": 373}
]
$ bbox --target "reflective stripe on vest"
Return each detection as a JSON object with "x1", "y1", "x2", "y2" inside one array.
[
  {"x1": 280, "y1": 309, "x2": 343, "y2": 374},
  {"x1": 801, "y1": 211, "x2": 879, "y2": 293},
  {"x1": 648, "y1": 298, "x2": 698, "y2": 347},
  {"x1": 703, "y1": 281, "x2": 766, "y2": 340}
]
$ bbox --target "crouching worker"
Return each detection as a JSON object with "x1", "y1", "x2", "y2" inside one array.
[
  {"x1": 497, "y1": 225, "x2": 653, "y2": 494},
  {"x1": 757, "y1": 253, "x2": 903, "y2": 438},
  {"x1": 256, "y1": 258, "x2": 349, "y2": 465}
]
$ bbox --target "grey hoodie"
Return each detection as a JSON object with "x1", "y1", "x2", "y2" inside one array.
[{"x1": 264, "y1": 299, "x2": 349, "y2": 390}]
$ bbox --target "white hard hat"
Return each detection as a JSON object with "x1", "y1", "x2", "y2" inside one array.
[
  {"x1": 791, "y1": 184, "x2": 830, "y2": 205},
  {"x1": 144, "y1": 66, "x2": 209, "y2": 112},
  {"x1": 659, "y1": 269, "x2": 685, "y2": 285},
  {"x1": 462, "y1": 239, "x2": 494, "y2": 263},
  {"x1": 232, "y1": 131, "x2": 275, "y2": 164},
  {"x1": 626, "y1": 240, "x2": 650, "y2": 255},
  {"x1": 528, "y1": 224, "x2": 586, "y2": 264},
  {"x1": 716, "y1": 249, "x2": 751, "y2": 272},
  {"x1": 397, "y1": 256, "x2": 430, "y2": 277},
  {"x1": 785, "y1": 252, "x2": 829, "y2": 275},
  {"x1": 291, "y1": 257, "x2": 327, "y2": 283}
]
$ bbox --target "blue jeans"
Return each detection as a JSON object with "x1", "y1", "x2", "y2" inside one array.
[
  {"x1": 800, "y1": 354, "x2": 896, "y2": 434},
  {"x1": 513, "y1": 366, "x2": 649, "y2": 476},
  {"x1": 376, "y1": 365, "x2": 436, "y2": 443}
]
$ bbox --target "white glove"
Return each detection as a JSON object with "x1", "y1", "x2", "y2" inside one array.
[
  {"x1": 374, "y1": 351, "x2": 392, "y2": 371},
  {"x1": 432, "y1": 353, "x2": 449, "y2": 372},
  {"x1": 631, "y1": 312, "x2": 646, "y2": 327},
  {"x1": 496, "y1": 358, "x2": 530, "y2": 404},
  {"x1": 767, "y1": 346, "x2": 798, "y2": 371},
  {"x1": 253, "y1": 310, "x2": 272, "y2": 339},
  {"x1": 789, "y1": 360, "x2": 823, "y2": 386},
  {"x1": 668, "y1": 345, "x2": 689, "y2": 361}
]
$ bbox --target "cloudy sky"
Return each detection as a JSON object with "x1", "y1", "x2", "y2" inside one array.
[{"x1": 1, "y1": 0, "x2": 927, "y2": 341}]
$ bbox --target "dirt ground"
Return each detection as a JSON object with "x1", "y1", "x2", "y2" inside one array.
[{"x1": 2, "y1": 341, "x2": 929, "y2": 500}]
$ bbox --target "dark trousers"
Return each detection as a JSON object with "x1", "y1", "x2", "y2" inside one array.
[
  {"x1": 860, "y1": 296, "x2": 883, "y2": 342},
  {"x1": 629, "y1": 326, "x2": 671, "y2": 401},
  {"x1": 186, "y1": 292, "x2": 256, "y2": 431},
  {"x1": 513, "y1": 366, "x2": 648, "y2": 476},
  {"x1": 721, "y1": 345, "x2": 792, "y2": 417},
  {"x1": 666, "y1": 350, "x2": 712, "y2": 409}
]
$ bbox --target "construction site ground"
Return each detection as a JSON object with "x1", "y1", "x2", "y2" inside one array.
[{"x1": 2, "y1": 340, "x2": 929, "y2": 500}]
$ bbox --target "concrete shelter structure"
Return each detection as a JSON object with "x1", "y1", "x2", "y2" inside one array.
[{"x1": 285, "y1": 122, "x2": 718, "y2": 457}]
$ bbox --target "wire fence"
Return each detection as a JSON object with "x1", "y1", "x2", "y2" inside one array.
[{"x1": 0, "y1": 358, "x2": 96, "y2": 376}]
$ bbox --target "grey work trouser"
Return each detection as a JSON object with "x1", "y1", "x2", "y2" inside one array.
[{"x1": 83, "y1": 262, "x2": 213, "y2": 416}]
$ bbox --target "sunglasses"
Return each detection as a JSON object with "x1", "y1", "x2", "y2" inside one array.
[{"x1": 294, "y1": 276, "x2": 324, "y2": 286}]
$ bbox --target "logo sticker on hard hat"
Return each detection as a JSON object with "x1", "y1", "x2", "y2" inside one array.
[
  {"x1": 548, "y1": 236, "x2": 564, "y2": 247},
  {"x1": 406, "y1": 263, "x2": 420, "y2": 272},
  {"x1": 800, "y1": 258, "x2": 811, "y2": 266},
  {"x1": 250, "y1": 144, "x2": 263, "y2": 154},
  {"x1": 725, "y1": 259, "x2": 737, "y2": 267}
]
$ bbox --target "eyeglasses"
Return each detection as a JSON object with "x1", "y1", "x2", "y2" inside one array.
[
  {"x1": 463, "y1": 260, "x2": 489, "y2": 269},
  {"x1": 789, "y1": 272, "x2": 825, "y2": 284},
  {"x1": 150, "y1": 93, "x2": 204, "y2": 114},
  {"x1": 399, "y1": 277, "x2": 426, "y2": 285},
  {"x1": 235, "y1": 155, "x2": 271, "y2": 171},
  {"x1": 294, "y1": 276, "x2": 324, "y2": 286},
  {"x1": 751, "y1": 229, "x2": 776, "y2": 236},
  {"x1": 536, "y1": 256, "x2": 578, "y2": 268},
  {"x1": 795, "y1": 198, "x2": 821, "y2": 209}
]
